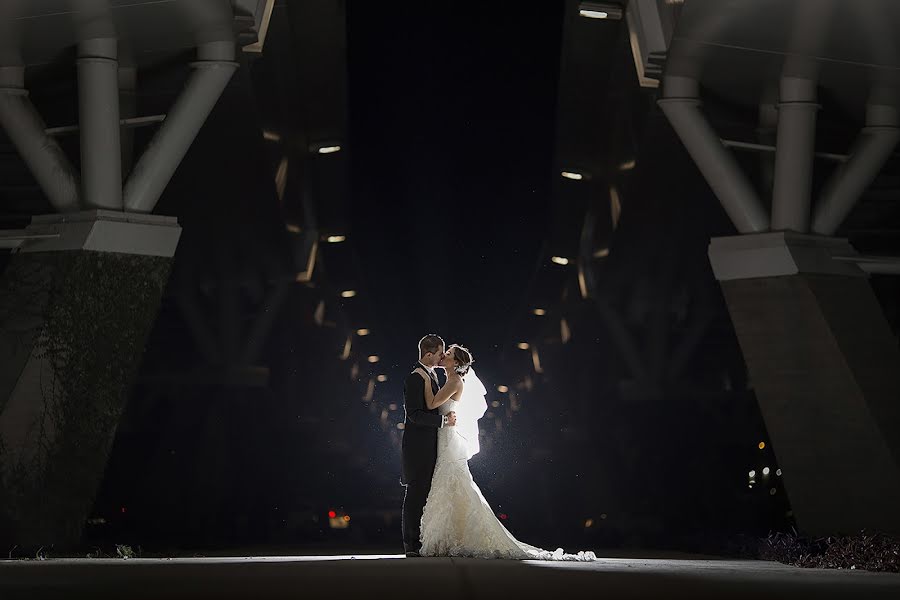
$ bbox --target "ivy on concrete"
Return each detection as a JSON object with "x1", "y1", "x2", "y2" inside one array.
[{"x1": 0, "y1": 250, "x2": 171, "y2": 547}]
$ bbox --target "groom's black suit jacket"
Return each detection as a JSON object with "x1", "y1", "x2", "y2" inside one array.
[{"x1": 400, "y1": 363, "x2": 442, "y2": 486}]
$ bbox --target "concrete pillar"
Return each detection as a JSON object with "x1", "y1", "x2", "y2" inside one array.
[
  {"x1": 0, "y1": 210, "x2": 181, "y2": 548},
  {"x1": 709, "y1": 233, "x2": 900, "y2": 535}
]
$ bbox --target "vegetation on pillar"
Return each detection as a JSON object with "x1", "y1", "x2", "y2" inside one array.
[{"x1": 0, "y1": 250, "x2": 171, "y2": 547}]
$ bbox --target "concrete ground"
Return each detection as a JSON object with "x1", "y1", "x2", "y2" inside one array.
[{"x1": 2, "y1": 553, "x2": 900, "y2": 599}]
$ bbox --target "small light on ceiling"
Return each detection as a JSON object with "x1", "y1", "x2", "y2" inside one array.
[
  {"x1": 561, "y1": 171, "x2": 585, "y2": 180},
  {"x1": 388, "y1": 403, "x2": 398, "y2": 411},
  {"x1": 396, "y1": 422, "x2": 405, "y2": 430},
  {"x1": 368, "y1": 355, "x2": 380, "y2": 363},
  {"x1": 758, "y1": 441, "x2": 766, "y2": 450},
  {"x1": 377, "y1": 374, "x2": 388, "y2": 383},
  {"x1": 491, "y1": 400, "x2": 501, "y2": 408},
  {"x1": 551, "y1": 256, "x2": 570, "y2": 266},
  {"x1": 776, "y1": 469, "x2": 782, "y2": 476},
  {"x1": 533, "y1": 308, "x2": 546, "y2": 316},
  {"x1": 594, "y1": 248, "x2": 610, "y2": 258},
  {"x1": 578, "y1": 2, "x2": 623, "y2": 20},
  {"x1": 326, "y1": 235, "x2": 346, "y2": 243},
  {"x1": 618, "y1": 158, "x2": 636, "y2": 171},
  {"x1": 356, "y1": 328, "x2": 370, "y2": 336},
  {"x1": 517, "y1": 342, "x2": 530, "y2": 350},
  {"x1": 497, "y1": 385, "x2": 509, "y2": 393},
  {"x1": 317, "y1": 145, "x2": 342, "y2": 154},
  {"x1": 262, "y1": 130, "x2": 281, "y2": 142},
  {"x1": 286, "y1": 223, "x2": 301, "y2": 234},
  {"x1": 584, "y1": 518, "x2": 594, "y2": 528},
  {"x1": 341, "y1": 290, "x2": 357, "y2": 298},
  {"x1": 749, "y1": 470, "x2": 756, "y2": 478},
  {"x1": 762, "y1": 467, "x2": 771, "y2": 476}
]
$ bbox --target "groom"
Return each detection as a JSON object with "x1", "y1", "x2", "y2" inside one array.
[{"x1": 401, "y1": 333, "x2": 456, "y2": 557}]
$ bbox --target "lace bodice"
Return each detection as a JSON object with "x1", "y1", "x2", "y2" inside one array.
[{"x1": 438, "y1": 399, "x2": 458, "y2": 416}]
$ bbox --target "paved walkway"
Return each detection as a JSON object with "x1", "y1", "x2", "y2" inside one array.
[{"x1": 3, "y1": 554, "x2": 900, "y2": 599}]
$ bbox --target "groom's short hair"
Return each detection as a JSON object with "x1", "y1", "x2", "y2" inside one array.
[{"x1": 418, "y1": 334, "x2": 445, "y2": 358}]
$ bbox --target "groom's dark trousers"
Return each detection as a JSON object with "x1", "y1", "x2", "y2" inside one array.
[{"x1": 400, "y1": 365, "x2": 442, "y2": 554}]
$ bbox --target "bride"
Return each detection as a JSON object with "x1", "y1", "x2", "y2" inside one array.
[{"x1": 413, "y1": 344, "x2": 597, "y2": 561}]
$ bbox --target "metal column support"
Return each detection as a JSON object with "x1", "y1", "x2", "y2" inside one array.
[
  {"x1": 77, "y1": 37, "x2": 123, "y2": 209},
  {"x1": 123, "y1": 41, "x2": 238, "y2": 213},
  {"x1": 658, "y1": 76, "x2": 770, "y2": 233},
  {"x1": 119, "y1": 65, "x2": 137, "y2": 178},
  {"x1": 772, "y1": 77, "x2": 819, "y2": 232},
  {"x1": 0, "y1": 66, "x2": 80, "y2": 212},
  {"x1": 812, "y1": 104, "x2": 900, "y2": 236}
]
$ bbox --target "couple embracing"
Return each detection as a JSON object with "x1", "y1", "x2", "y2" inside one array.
[{"x1": 400, "y1": 334, "x2": 597, "y2": 561}]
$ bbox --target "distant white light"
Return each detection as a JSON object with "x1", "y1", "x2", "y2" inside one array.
[
  {"x1": 326, "y1": 235, "x2": 346, "y2": 243},
  {"x1": 618, "y1": 158, "x2": 636, "y2": 171},
  {"x1": 497, "y1": 385, "x2": 509, "y2": 393},
  {"x1": 388, "y1": 403, "x2": 398, "y2": 411},
  {"x1": 578, "y1": 2, "x2": 623, "y2": 20},
  {"x1": 367, "y1": 355, "x2": 380, "y2": 363},
  {"x1": 762, "y1": 467, "x2": 771, "y2": 476},
  {"x1": 376, "y1": 374, "x2": 388, "y2": 383},
  {"x1": 517, "y1": 342, "x2": 530, "y2": 350},
  {"x1": 317, "y1": 145, "x2": 342, "y2": 154},
  {"x1": 551, "y1": 256, "x2": 570, "y2": 266},
  {"x1": 341, "y1": 290, "x2": 357, "y2": 298},
  {"x1": 776, "y1": 469, "x2": 782, "y2": 476},
  {"x1": 594, "y1": 248, "x2": 610, "y2": 258},
  {"x1": 356, "y1": 328, "x2": 370, "y2": 336},
  {"x1": 263, "y1": 130, "x2": 281, "y2": 142},
  {"x1": 770, "y1": 488, "x2": 777, "y2": 495},
  {"x1": 286, "y1": 223, "x2": 301, "y2": 234},
  {"x1": 491, "y1": 400, "x2": 501, "y2": 408},
  {"x1": 561, "y1": 171, "x2": 584, "y2": 180},
  {"x1": 533, "y1": 308, "x2": 546, "y2": 316},
  {"x1": 396, "y1": 422, "x2": 405, "y2": 430},
  {"x1": 749, "y1": 470, "x2": 756, "y2": 478}
]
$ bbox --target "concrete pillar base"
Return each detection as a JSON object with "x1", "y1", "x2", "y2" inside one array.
[
  {"x1": 0, "y1": 212, "x2": 180, "y2": 547},
  {"x1": 710, "y1": 233, "x2": 900, "y2": 536}
]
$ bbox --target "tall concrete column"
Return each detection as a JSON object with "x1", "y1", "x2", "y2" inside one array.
[
  {"x1": 709, "y1": 233, "x2": 900, "y2": 535},
  {"x1": 0, "y1": 211, "x2": 181, "y2": 548}
]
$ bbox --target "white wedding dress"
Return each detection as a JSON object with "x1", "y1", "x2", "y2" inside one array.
[{"x1": 419, "y1": 370, "x2": 597, "y2": 561}]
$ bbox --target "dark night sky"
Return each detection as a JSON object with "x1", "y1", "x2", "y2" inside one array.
[{"x1": 347, "y1": 2, "x2": 565, "y2": 374}]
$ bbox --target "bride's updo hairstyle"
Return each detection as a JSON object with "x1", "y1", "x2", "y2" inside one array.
[{"x1": 449, "y1": 344, "x2": 474, "y2": 376}]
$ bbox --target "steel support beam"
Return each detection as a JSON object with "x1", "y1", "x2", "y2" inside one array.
[
  {"x1": 658, "y1": 76, "x2": 769, "y2": 233},
  {"x1": 123, "y1": 41, "x2": 238, "y2": 213},
  {"x1": 812, "y1": 104, "x2": 900, "y2": 235},
  {"x1": 77, "y1": 37, "x2": 123, "y2": 209},
  {"x1": 772, "y1": 77, "x2": 819, "y2": 232}
]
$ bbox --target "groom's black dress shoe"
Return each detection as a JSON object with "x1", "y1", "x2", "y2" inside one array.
[{"x1": 405, "y1": 551, "x2": 422, "y2": 558}]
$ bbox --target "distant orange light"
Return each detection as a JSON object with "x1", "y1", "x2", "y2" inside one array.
[
  {"x1": 758, "y1": 442, "x2": 766, "y2": 450},
  {"x1": 328, "y1": 510, "x2": 337, "y2": 518},
  {"x1": 343, "y1": 515, "x2": 351, "y2": 522}
]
